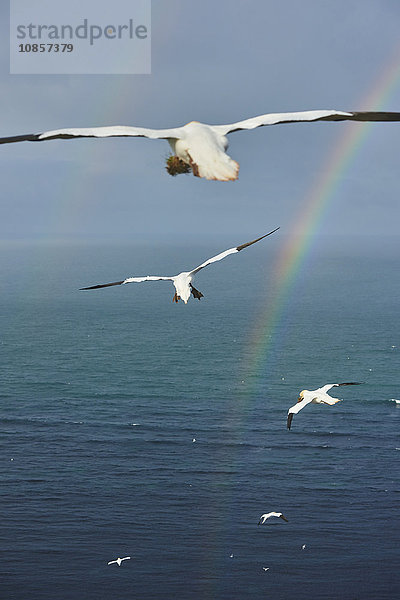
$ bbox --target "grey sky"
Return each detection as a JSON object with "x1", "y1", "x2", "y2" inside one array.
[{"x1": 1, "y1": 0, "x2": 400, "y2": 242}]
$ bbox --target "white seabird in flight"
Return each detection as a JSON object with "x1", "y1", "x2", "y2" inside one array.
[
  {"x1": 80, "y1": 228, "x2": 279, "y2": 304},
  {"x1": 287, "y1": 382, "x2": 362, "y2": 430},
  {"x1": 107, "y1": 556, "x2": 131, "y2": 566},
  {"x1": 1, "y1": 110, "x2": 400, "y2": 181},
  {"x1": 258, "y1": 512, "x2": 289, "y2": 525}
]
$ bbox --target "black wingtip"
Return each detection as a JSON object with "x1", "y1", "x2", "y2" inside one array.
[
  {"x1": 79, "y1": 280, "x2": 125, "y2": 290},
  {"x1": 0, "y1": 133, "x2": 41, "y2": 145},
  {"x1": 349, "y1": 111, "x2": 400, "y2": 122},
  {"x1": 337, "y1": 382, "x2": 363, "y2": 386},
  {"x1": 237, "y1": 227, "x2": 280, "y2": 252},
  {"x1": 287, "y1": 413, "x2": 293, "y2": 430}
]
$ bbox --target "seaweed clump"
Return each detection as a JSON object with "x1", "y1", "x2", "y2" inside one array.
[{"x1": 165, "y1": 155, "x2": 192, "y2": 176}]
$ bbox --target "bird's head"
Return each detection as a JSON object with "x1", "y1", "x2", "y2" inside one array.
[{"x1": 298, "y1": 391, "x2": 305, "y2": 402}]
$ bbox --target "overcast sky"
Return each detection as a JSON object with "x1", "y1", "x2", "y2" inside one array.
[{"x1": 1, "y1": 0, "x2": 400, "y2": 243}]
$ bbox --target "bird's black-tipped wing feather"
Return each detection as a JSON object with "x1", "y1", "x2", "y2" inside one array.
[
  {"x1": 236, "y1": 227, "x2": 280, "y2": 251},
  {"x1": 287, "y1": 413, "x2": 294, "y2": 430},
  {"x1": 190, "y1": 227, "x2": 280, "y2": 275},
  {"x1": 80, "y1": 276, "x2": 172, "y2": 290},
  {"x1": 0, "y1": 126, "x2": 184, "y2": 145},
  {"x1": 80, "y1": 280, "x2": 126, "y2": 290},
  {"x1": 217, "y1": 110, "x2": 400, "y2": 135}
]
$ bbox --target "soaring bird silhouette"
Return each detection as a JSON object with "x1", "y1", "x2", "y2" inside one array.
[
  {"x1": 1, "y1": 110, "x2": 399, "y2": 181},
  {"x1": 107, "y1": 556, "x2": 131, "y2": 567},
  {"x1": 258, "y1": 512, "x2": 289, "y2": 525},
  {"x1": 287, "y1": 382, "x2": 362, "y2": 430},
  {"x1": 80, "y1": 228, "x2": 279, "y2": 304}
]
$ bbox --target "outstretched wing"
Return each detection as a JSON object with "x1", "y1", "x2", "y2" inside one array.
[
  {"x1": 287, "y1": 397, "x2": 313, "y2": 430},
  {"x1": 189, "y1": 228, "x2": 280, "y2": 276},
  {"x1": 80, "y1": 275, "x2": 172, "y2": 290},
  {"x1": 317, "y1": 383, "x2": 337, "y2": 394},
  {"x1": 0, "y1": 125, "x2": 184, "y2": 145},
  {"x1": 317, "y1": 382, "x2": 362, "y2": 394},
  {"x1": 215, "y1": 110, "x2": 400, "y2": 135}
]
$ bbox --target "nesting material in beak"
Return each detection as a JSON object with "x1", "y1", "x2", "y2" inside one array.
[{"x1": 165, "y1": 155, "x2": 192, "y2": 176}]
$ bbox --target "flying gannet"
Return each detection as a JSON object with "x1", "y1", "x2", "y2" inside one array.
[
  {"x1": 1, "y1": 110, "x2": 399, "y2": 181},
  {"x1": 80, "y1": 228, "x2": 279, "y2": 304},
  {"x1": 107, "y1": 556, "x2": 131, "y2": 566},
  {"x1": 287, "y1": 382, "x2": 362, "y2": 430},
  {"x1": 258, "y1": 512, "x2": 289, "y2": 525}
]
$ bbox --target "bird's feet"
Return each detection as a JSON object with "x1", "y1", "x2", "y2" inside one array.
[{"x1": 190, "y1": 284, "x2": 204, "y2": 300}]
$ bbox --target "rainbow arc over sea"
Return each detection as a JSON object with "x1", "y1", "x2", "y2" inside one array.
[
  {"x1": 242, "y1": 44, "x2": 400, "y2": 386},
  {"x1": 207, "y1": 43, "x2": 400, "y2": 577}
]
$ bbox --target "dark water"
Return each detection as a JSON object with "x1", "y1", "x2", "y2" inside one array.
[{"x1": 1, "y1": 239, "x2": 399, "y2": 599}]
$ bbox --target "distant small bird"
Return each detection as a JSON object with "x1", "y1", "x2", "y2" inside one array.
[
  {"x1": 107, "y1": 556, "x2": 131, "y2": 567},
  {"x1": 287, "y1": 382, "x2": 362, "y2": 430},
  {"x1": 262, "y1": 567, "x2": 270, "y2": 571},
  {"x1": 80, "y1": 228, "x2": 279, "y2": 304},
  {"x1": 2, "y1": 110, "x2": 400, "y2": 181},
  {"x1": 230, "y1": 553, "x2": 234, "y2": 558},
  {"x1": 192, "y1": 438, "x2": 196, "y2": 442},
  {"x1": 258, "y1": 512, "x2": 289, "y2": 525},
  {"x1": 390, "y1": 399, "x2": 400, "y2": 405},
  {"x1": 301, "y1": 544, "x2": 307, "y2": 550}
]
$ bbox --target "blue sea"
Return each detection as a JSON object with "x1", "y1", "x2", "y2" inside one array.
[{"x1": 1, "y1": 236, "x2": 399, "y2": 599}]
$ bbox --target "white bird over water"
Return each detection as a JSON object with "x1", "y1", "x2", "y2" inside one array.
[
  {"x1": 80, "y1": 228, "x2": 279, "y2": 304},
  {"x1": 258, "y1": 512, "x2": 289, "y2": 525},
  {"x1": 107, "y1": 556, "x2": 131, "y2": 566},
  {"x1": 287, "y1": 382, "x2": 362, "y2": 430},
  {"x1": 1, "y1": 110, "x2": 400, "y2": 181}
]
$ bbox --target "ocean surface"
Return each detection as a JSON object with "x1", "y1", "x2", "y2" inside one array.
[{"x1": 1, "y1": 237, "x2": 399, "y2": 600}]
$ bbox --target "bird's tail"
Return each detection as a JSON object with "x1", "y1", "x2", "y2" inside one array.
[{"x1": 187, "y1": 147, "x2": 239, "y2": 181}]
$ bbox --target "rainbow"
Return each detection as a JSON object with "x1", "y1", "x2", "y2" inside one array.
[
  {"x1": 197, "y1": 42, "x2": 400, "y2": 579},
  {"x1": 244, "y1": 42, "x2": 400, "y2": 381}
]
